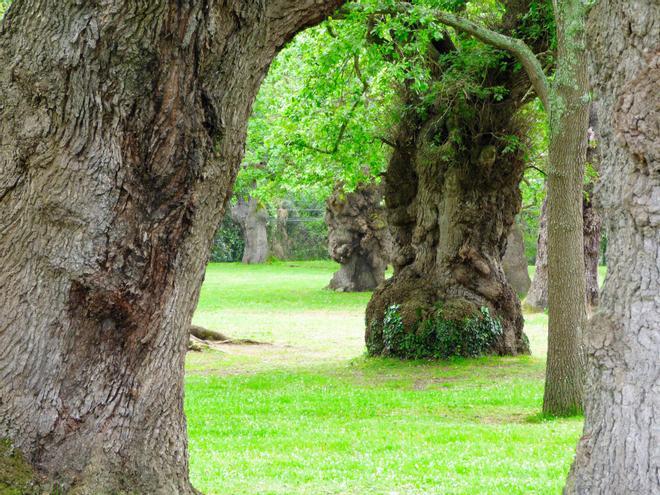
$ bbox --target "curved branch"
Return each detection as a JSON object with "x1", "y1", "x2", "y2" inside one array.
[{"x1": 402, "y1": 7, "x2": 550, "y2": 111}]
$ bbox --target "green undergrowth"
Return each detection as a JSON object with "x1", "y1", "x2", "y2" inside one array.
[{"x1": 375, "y1": 303, "x2": 505, "y2": 359}]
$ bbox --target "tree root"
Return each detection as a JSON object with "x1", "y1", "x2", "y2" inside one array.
[{"x1": 189, "y1": 325, "x2": 264, "y2": 347}]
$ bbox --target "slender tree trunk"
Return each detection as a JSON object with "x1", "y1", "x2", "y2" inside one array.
[
  {"x1": 326, "y1": 182, "x2": 391, "y2": 292},
  {"x1": 542, "y1": 0, "x2": 591, "y2": 417},
  {"x1": 270, "y1": 204, "x2": 290, "y2": 260},
  {"x1": 231, "y1": 196, "x2": 269, "y2": 264},
  {"x1": 0, "y1": 1, "x2": 343, "y2": 492},
  {"x1": 565, "y1": 0, "x2": 659, "y2": 492}
]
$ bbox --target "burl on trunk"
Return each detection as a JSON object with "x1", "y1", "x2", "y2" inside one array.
[{"x1": 0, "y1": 1, "x2": 343, "y2": 493}]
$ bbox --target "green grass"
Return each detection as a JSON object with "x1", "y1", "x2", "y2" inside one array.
[{"x1": 186, "y1": 261, "x2": 583, "y2": 494}]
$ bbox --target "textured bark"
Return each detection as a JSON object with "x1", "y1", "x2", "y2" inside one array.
[
  {"x1": 526, "y1": 197, "x2": 549, "y2": 309},
  {"x1": 565, "y1": 0, "x2": 659, "y2": 492},
  {"x1": 542, "y1": 0, "x2": 591, "y2": 417},
  {"x1": 326, "y1": 182, "x2": 391, "y2": 292},
  {"x1": 502, "y1": 223, "x2": 532, "y2": 297},
  {"x1": 231, "y1": 196, "x2": 269, "y2": 264},
  {"x1": 365, "y1": 2, "x2": 545, "y2": 357},
  {"x1": 0, "y1": 0, "x2": 344, "y2": 493}
]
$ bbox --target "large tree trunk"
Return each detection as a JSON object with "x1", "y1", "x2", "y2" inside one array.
[
  {"x1": 231, "y1": 196, "x2": 269, "y2": 264},
  {"x1": 326, "y1": 182, "x2": 391, "y2": 292},
  {"x1": 0, "y1": 1, "x2": 343, "y2": 493},
  {"x1": 365, "y1": 2, "x2": 544, "y2": 358},
  {"x1": 565, "y1": 0, "x2": 659, "y2": 492}
]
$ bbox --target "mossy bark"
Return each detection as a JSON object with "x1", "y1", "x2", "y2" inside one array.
[{"x1": 542, "y1": 0, "x2": 591, "y2": 417}]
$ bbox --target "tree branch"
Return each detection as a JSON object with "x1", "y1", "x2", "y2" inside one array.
[{"x1": 400, "y1": 6, "x2": 550, "y2": 111}]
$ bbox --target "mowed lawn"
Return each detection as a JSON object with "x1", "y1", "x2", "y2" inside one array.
[{"x1": 185, "y1": 261, "x2": 583, "y2": 495}]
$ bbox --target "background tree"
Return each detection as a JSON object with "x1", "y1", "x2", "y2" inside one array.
[
  {"x1": 326, "y1": 181, "x2": 392, "y2": 291},
  {"x1": 502, "y1": 222, "x2": 532, "y2": 296},
  {"x1": 0, "y1": 0, "x2": 344, "y2": 492},
  {"x1": 230, "y1": 195, "x2": 270, "y2": 264},
  {"x1": 565, "y1": 0, "x2": 659, "y2": 491}
]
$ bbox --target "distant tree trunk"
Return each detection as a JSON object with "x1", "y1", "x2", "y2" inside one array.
[
  {"x1": 270, "y1": 204, "x2": 290, "y2": 260},
  {"x1": 526, "y1": 197, "x2": 549, "y2": 309},
  {"x1": 231, "y1": 196, "x2": 269, "y2": 264},
  {"x1": 502, "y1": 222, "x2": 532, "y2": 297},
  {"x1": 366, "y1": 2, "x2": 545, "y2": 357},
  {"x1": 0, "y1": 1, "x2": 344, "y2": 492},
  {"x1": 326, "y1": 182, "x2": 391, "y2": 292},
  {"x1": 527, "y1": 187, "x2": 601, "y2": 312},
  {"x1": 565, "y1": 0, "x2": 659, "y2": 492},
  {"x1": 582, "y1": 190, "x2": 601, "y2": 310}
]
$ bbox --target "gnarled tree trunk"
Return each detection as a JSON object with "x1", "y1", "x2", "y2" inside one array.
[
  {"x1": 0, "y1": 1, "x2": 343, "y2": 493},
  {"x1": 231, "y1": 195, "x2": 269, "y2": 264},
  {"x1": 269, "y1": 204, "x2": 290, "y2": 260},
  {"x1": 365, "y1": 2, "x2": 545, "y2": 357},
  {"x1": 502, "y1": 222, "x2": 532, "y2": 297},
  {"x1": 565, "y1": 0, "x2": 659, "y2": 492},
  {"x1": 326, "y1": 182, "x2": 391, "y2": 292}
]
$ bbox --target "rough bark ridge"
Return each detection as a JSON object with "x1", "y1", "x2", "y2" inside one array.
[
  {"x1": 326, "y1": 182, "x2": 391, "y2": 292},
  {"x1": 231, "y1": 195, "x2": 269, "y2": 264},
  {"x1": 366, "y1": 1, "x2": 544, "y2": 357},
  {"x1": 565, "y1": 0, "x2": 659, "y2": 492},
  {"x1": 0, "y1": 1, "x2": 344, "y2": 493},
  {"x1": 502, "y1": 223, "x2": 532, "y2": 297}
]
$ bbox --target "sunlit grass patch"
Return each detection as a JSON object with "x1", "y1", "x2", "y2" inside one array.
[{"x1": 186, "y1": 261, "x2": 582, "y2": 495}]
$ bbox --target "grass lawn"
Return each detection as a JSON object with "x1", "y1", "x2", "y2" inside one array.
[{"x1": 186, "y1": 260, "x2": 583, "y2": 495}]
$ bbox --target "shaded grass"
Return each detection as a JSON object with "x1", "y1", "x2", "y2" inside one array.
[{"x1": 186, "y1": 261, "x2": 582, "y2": 495}]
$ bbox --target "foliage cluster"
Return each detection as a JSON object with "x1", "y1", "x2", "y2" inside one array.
[
  {"x1": 210, "y1": 216, "x2": 245, "y2": 263},
  {"x1": 380, "y1": 303, "x2": 504, "y2": 359}
]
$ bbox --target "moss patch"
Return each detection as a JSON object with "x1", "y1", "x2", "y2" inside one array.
[{"x1": 0, "y1": 439, "x2": 43, "y2": 495}]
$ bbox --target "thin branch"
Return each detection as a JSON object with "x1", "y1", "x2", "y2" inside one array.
[
  {"x1": 377, "y1": 136, "x2": 397, "y2": 148},
  {"x1": 525, "y1": 164, "x2": 547, "y2": 176},
  {"x1": 299, "y1": 54, "x2": 369, "y2": 155}
]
